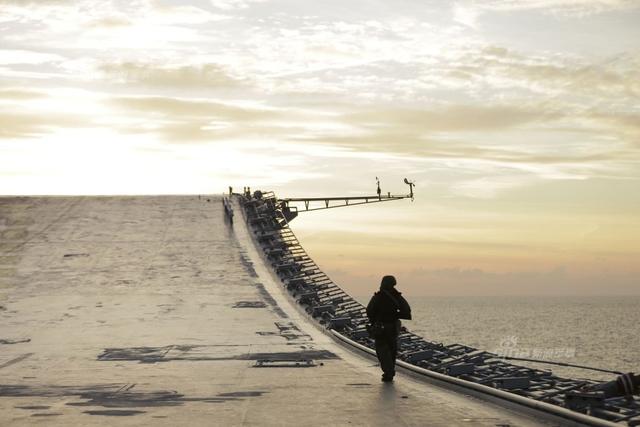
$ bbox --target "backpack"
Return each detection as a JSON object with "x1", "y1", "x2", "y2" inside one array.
[{"x1": 382, "y1": 289, "x2": 411, "y2": 320}]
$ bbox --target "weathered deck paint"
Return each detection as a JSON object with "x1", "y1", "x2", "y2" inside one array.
[{"x1": 1, "y1": 196, "x2": 549, "y2": 426}]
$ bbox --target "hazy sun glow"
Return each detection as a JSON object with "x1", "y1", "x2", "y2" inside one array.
[{"x1": 1, "y1": 0, "x2": 639, "y2": 296}]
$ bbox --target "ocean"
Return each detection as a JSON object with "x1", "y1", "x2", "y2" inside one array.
[{"x1": 358, "y1": 295, "x2": 639, "y2": 382}]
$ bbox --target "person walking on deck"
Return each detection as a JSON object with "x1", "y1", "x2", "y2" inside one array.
[{"x1": 366, "y1": 275, "x2": 412, "y2": 382}]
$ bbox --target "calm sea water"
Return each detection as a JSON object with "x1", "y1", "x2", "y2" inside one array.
[{"x1": 357, "y1": 295, "x2": 640, "y2": 382}]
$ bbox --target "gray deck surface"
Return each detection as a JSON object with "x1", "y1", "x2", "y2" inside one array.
[{"x1": 0, "y1": 196, "x2": 551, "y2": 426}]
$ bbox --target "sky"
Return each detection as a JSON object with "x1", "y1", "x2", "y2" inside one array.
[{"x1": 1, "y1": 0, "x2": 639, "y2": 296}]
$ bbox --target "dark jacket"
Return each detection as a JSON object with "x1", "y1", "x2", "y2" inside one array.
[{"x1": 366, "y1": 288, "x2": 412, "y2": 323}]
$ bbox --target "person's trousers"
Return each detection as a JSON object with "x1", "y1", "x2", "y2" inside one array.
[{"x1": 374, "y1": 323, "x2": 399, "y2": 378}]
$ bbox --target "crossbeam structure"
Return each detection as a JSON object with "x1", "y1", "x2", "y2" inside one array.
[
  {"x1": 276, "y1": 178, "x2": 415, "y2": 221},
  {"x1": 281, "y1": 194, "x2": 408, "y2": 213}
]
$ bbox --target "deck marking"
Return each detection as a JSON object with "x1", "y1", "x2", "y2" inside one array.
[{"x1": 0, "y1": 353, "x2": 34, "y2": 370}]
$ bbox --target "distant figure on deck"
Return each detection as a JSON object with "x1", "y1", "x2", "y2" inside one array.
[{"x1": 366, "y1": 275, "x2": 411, "y2": 382}]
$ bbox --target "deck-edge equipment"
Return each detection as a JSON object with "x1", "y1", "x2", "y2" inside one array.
[{"x1": 234, "y1": 188, "x2": 639, "y2": 426}]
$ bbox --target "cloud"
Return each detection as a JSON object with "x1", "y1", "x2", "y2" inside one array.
[
  {"x1": 209, "y1": 0, "x2": 268, "y2": 10},
  {"x1": 109, "y1": 95, "x2": 305, "y2": 142},
  {"x1": 0, "y1": 1, "x2": 224, "y2": 50},
  {"x1": 406, "y1": 265, "x2": 565, "y2": 295},
  {"x1": 345, "y1": 105, "x2": 557, "y2": 133},
  {"x1": 100, "y1": 62, "x2": 244, "y2": 89},
  {"x1": 409, "y1": 265, "x2": 567, "y2": 283},
  {"x1": 589, "y1": 112, "x2": 640, "y2": 132},
  {"x1": 264, "y1": 44, "x2": 638, "y2": 110},
  {"x1": 301, "y1": 129, "x2": 627, "y2": 164},
  {"x1": 0, "y1": 49, "x2": 64, "y2": 65},
  {"x1": 587, "y1": 111, "x2": 640, "y2": 147},
  {"x1": 285, "y1": 97, "x2": 638, "y2": 188},
  {"x1": 453, "y1": 3, "x2": 480, "y2": 28},
  {"x1": 111, "y1": 96, "x2": 277, "y2": 120},
  {"x1": 88, "y1": 16, "x2": 132, "y2": 28},
  {"x1": 0, "y1": 0, "x2": 70, "y2": 4},
  {"x1": 476, "y1": 48, "x2": 640, "y2": 99},
  {"x1": 400, "y1": 264, "x2": 639, "y2": 296},
  {"x1": 288, "y1": 102, "x2": 558, "y2": 157},
  {"x1": 0, "y1": 88, "x2": 46, "y2": 99},
  {"x1": 451, "y1": 175, "x2": 536, "y2": 199},
  {"x1": 0, "y1": 112, "x2": 85, "y2": 138},
  {"x1": 148, "y1": 3, "x2": 229, "y2": 25},
  {"x1": 465, "y1": 0, "x2": 640, "y2": 17}
]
